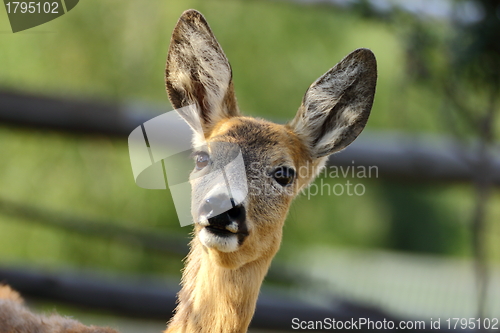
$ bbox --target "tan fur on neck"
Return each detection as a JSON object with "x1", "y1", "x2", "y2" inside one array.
[{"x1": 166, "y1": 237, "x2": 276, "y2": 333}]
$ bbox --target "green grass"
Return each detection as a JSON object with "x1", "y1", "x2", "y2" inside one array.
[{"x1": 0, "y1": 0, "x2": 498, "y2": 281}]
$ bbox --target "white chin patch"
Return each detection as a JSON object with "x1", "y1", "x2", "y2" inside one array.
[{"x1": 199, "y1": 228, "x2": 239, "y2": 253}]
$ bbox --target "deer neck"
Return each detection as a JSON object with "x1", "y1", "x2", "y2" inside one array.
[{"x1": 165, "y1": 238, "x2": 273, "y2": 333}]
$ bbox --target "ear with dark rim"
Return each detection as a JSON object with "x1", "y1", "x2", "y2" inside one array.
[
  {"x1": 165, "y1": 9, "x2": 240, "y2": 136},
  {"x1": 289, "y1": 48, "x2": 377, "y2": 158}
]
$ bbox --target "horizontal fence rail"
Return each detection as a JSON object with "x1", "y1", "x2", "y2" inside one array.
[
  {"x1": 0, "y1": 197, "x2": 308, "y2": 286},
  {"x1": 1, "y1": 89, "x2": 499, "y2": 185},
  {"x1": 0, "y1": 266, "x2": 456, "y2": 333}
]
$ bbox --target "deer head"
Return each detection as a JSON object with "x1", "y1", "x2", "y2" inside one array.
[{"x1": 165, "y1": 9, "x2": 377, "y2": 270}]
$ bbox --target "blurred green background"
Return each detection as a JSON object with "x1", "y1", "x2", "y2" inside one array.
[{"x1": 1, "y1": 0, "x2": 499, "y2": 327}]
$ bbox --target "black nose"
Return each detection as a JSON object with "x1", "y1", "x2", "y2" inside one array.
[
  {"x1": 199, "y1": 194, "x2": 246, "y2": 235},
  {"x1": 208, "y1": 204, "x2": 245, "y2": 229}
]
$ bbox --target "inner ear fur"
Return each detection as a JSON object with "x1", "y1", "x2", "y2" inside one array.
[{"x1": 290, "y1": 48, "x2": 377, "y2": 158}]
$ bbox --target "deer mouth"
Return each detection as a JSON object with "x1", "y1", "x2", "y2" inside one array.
[
  {"x1": 200, "y1": 204, "x2": 248, "y2": 237},
  {"x1": 197, "y1": 205, "x2": 248, "y2": 252},
  {"x1": 204, "y1": 220, "x2": 249, "y2": 240},
  {"x1": 205, "y1": 224, "x2": 237, "y2": 236}
]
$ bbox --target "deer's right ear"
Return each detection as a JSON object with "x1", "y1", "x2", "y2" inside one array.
[
  {"x1": 165, "y1": 10, "x2": 240, "y2": 137},
  {"x1": 290, "y1": 48, "x2": 377, "y2": 158}
]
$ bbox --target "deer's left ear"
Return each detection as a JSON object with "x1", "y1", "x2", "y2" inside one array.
[
  {"x1": 290, "y1": 48, "x2": 377, "y2": 158},
  {"x1": 165, "y1": 9, "x2": 239, "y2": 137}
]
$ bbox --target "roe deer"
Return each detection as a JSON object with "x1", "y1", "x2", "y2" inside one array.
[{"x1": 164, "y1": 9, "x2": 377, "y2": 333}]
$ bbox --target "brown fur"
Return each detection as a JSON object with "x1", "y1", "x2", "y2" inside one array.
[
  {"x1": 164, "y1": 9, "x2": 377, "y2": 333},
  {"x1": 0, "y1": 284, "x2": 23, "y2": 303},
  {"x1": 0, "y1": 285, "x2": 118, "y2": 333}
]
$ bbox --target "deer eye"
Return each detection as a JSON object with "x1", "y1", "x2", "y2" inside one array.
[
  {"x1": 272, "y1": 166, "x2": 295, "y2": 186},
  {"x1": 194, "y1": 151, "x2": 210, "y2": 170}
]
